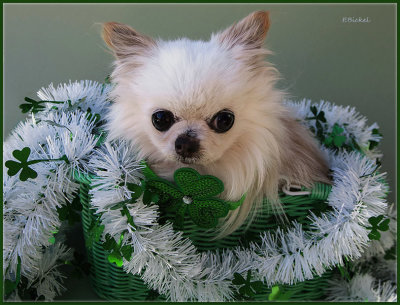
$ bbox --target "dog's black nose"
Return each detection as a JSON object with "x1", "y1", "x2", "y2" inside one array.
[{"x1": 175, "y1": 134, "x2": 200, "y2": 158}]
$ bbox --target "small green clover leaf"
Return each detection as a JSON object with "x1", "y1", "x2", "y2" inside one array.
[
  {"x1": 369, "y1": 128, "x2": 382, "y2": 150},
  {"x1": 268, "y1": 285, "x2": 294, "y2": 301},
  {"x1": 5, "y1": 147, "x2": 38, "y2": 181},
  {"x1": 232, "y1": 272, "x2": 245, "y2": 285},
  {"x1": 102, "y1": 233, "x2": 118, "y2": 251},
  {"x1": 64, "y1": 97, "x2": 87, "y2": 112},
  {"x1": 309, "y1": 105, "x2": 327, "y2": 123},
  {"x1": 108, "y1": 183, "x2": 141, "y2": 229},
  {"x1": 268, "y1": 286, "x2": 280, "y2": 301},
  {"x1": 19, "y1": 97, "x2": 46, "y2": 113},
  {"x1": 384, "y1": 246, "x2": 396, "y2": 260},
  {"x1": 108, "y1": 251, "x2": 123, "y2": 267},
  {"x1": 126, "y1": 183, "x2": 143, "y2": 201},
  {"x1": 19, "y1": 97, "x2": 65, "y2": 114},
  {"x1": 307, "y1": 106, "x2": 327, "y2": 124},
  {"x1": 232, "y1": 270, "x2": 264, "y2": 298},
  {"x1": 367, "y1": 215, "x2": 390, "y2": 240},
  {"x1": 48, "y1": 237, "x2": 56, "y2": 244},
  {"x1": 145, "y1": 167, "x2": 242, "y2": 229},
  {"x1": 5, "y1": 147, "x2": 69, "y2": 181},
  {"x1": 85, "y1": 108, "x2": 101, "y2": 125},
  {"x1": 324, "y1": 123, "x2": 347, "y2": 148},
  {"x1": 306, "y1": 106, "x2": 327, "y2": 141},
  {"x1": 120, "y1": 244, "x2": 133, "y2": 261},
  {"x1": 120, "y1": 205, "x2": 137, "y2": 230},
  {"x1": 103, "y1": 232, "x2": 133, "y2": 266}
]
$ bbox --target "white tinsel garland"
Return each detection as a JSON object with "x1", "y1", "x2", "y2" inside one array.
[
  {"x1": 3, "y1": 80, "x2": 396, "y2": 301},
  {"x1": 36, "y1": 80, "x2": 112, "y2": 118},
  {"x1": 356, "y1": 203, "x2": 397, "y2": 261},
  {"x1": 285, "y1": 99, "x2": 382, "y2": 155},
  {"x1": 326, "y1": 273, "x2": 397, "y2": 302},
  {"x1": 87, "y1": 143, "x2": 389, "y2": 301},
  {"x1": 3, "y1": 80, "x2": 110, "y2": 300}
]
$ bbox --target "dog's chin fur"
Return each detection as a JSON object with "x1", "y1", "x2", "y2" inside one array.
[{"x1": 103, "y1": 11, "x2": 330, "y2": 238}]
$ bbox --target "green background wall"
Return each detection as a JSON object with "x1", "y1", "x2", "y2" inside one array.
[{"x1": 4, "y1": 4, "x2": 396, "y2": 206}]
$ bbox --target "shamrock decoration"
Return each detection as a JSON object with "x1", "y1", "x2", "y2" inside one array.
[
  {"x1": 144, "y1": 167, "x2": 245, "y2": 229},
  {"x1": 324, "y1": 123, "x2": 347, "y2": 148},
  {"x1": 5, "y1": 148, "x2": 38, "y2": 181},
  {"x1": 306, "y1": 105, "x2": 327, "y2": 139},
  {"x1": 19, "y1": 97, "x2": 64, "y2": 114},
  {"x1": 85, "y1": 108, "x2": 101, "y2": 125},
  {"x1": 48, "y1": 230, "x2": 58, "y2": 245},
  {"x1": 268, "y1": 285, "x2": 294, "y2": 301},
  {"x1": 369, "y1": 128, "x2": 382, "y2": 150},
  {"x1": 102, "y1": 233, "x2": 133, "y2": 267},
  {"x1": 5, "y1": 147, "x2": 69, "y2": 181},
  {"x1": 232, "y1": 270, "x2": 264, "y2": 298},
  {"x1": 384, "y1": 246, "x2": 396, "y2": 260},
  {"x1": 309, "y1": 105, "x2": 327, "y2": 122},
  {"x1": 367, "y1": 215, "x2": 390, "y2": 240}
]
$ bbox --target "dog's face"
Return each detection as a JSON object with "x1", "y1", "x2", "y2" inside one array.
[
  {"x1": 122, "y1": 41, "x2": 264, "y2": 166},
  {"x1": 104, "y1": 11, "x2": 282, "y2": 167}
]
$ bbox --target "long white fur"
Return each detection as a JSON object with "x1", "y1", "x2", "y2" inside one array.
[{"x1": 103, "y1": 11, "x2": 329, "y2": 237}]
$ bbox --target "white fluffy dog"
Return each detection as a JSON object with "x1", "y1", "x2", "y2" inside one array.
[{"x1": 102, "y1": 11, "x2": 330, "y2": 237}]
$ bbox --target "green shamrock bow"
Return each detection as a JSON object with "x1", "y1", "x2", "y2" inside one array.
[{"x1": 143, "y1": 165, "x2": 245, "y2": 229}]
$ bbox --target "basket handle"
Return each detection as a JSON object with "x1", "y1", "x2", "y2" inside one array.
[{"x1": 281, "y1": 178, "x2": 332, "y2": 201}]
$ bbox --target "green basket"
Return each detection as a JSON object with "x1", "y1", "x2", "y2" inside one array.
[
  {"x1": 75, "y1": 171, "x2": 334, "y2": 301},
  {"x1": 75, "y1": 172, "x2": 154, "y2": 301}
]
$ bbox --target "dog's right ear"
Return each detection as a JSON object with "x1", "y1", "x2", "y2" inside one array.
[
  {"x1": 102, "y1": 22, "x2": 156, "y2": 59},
  {"x1": 214, "y1": 11, "x2": 270, "y2": 51}
]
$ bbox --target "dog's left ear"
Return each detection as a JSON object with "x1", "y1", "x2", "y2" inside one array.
[
  {"x1": 102, "y1": 22, "x2": 156, "y2": 60},
  {"x1": 214, "y1": 11, "x2": 270, "y2": 50}
]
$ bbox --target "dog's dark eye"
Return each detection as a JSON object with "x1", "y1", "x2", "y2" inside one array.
[
  {"x1": 152, "y1": 110, "x2": 175, "y2": 131},
  {"x1": 209, "y1": 110, "x2": 235, "y2": 133}
]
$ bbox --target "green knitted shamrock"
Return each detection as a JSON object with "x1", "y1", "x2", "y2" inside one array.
[
  {"x1": 367, "y1": 215, "x2": 390, "y2": 240},
  {"x1": 144, "y1": 166, "x2": 245, "y2": 229}
]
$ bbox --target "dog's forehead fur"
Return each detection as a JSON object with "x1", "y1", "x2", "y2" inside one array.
[{"x1": 131, "y1": 38, "x2": 252, "y2": 118}]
